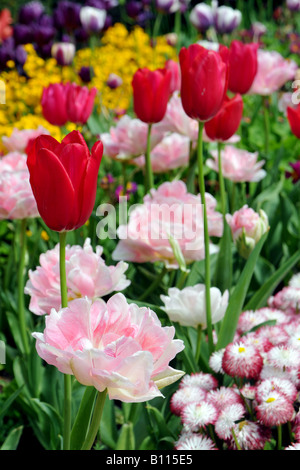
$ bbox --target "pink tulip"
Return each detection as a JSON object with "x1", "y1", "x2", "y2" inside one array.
[
  {"x1": 101, "y1": 114, "x2": 164, "y2": 160},
  {"x1": 2, "y1": 126, "x2": 50, "y2": 153},
  {"x1": 249, "y1": 50, "x2": 297, "y2": 96},
  {"x1": 0, "y1": 151, "x2": 27, "y2": 171},
  {"x1": 112, "y1": 180, "x2": 223, "y2": 268},
  {"x1": 32, "y1": 293, "x2": 185, "y2": 402},
  {"x1": 165, "y1": 59, "x2": 181, "y2": 94},
  {"x1": 25, "y1": 238, "x2": 130, "y2": 315},
  {"x1": 134, "y1": 133, "x2": 190, "y2": 173},
  {"x1": 207, "y1": 145, "x2": 266, "y2": 183}
]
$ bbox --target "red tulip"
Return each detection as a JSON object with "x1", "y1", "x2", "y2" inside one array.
[
  {"x1": 179, "y1": 43, "x2": 228, "y2": 122},
  {"x1": 41, "y1": 82, "x2": 97, "y2": 126},
  {"x1": 26, "y1": 130, "x2": 103, "y2": 232},
  {"x1": 66, "y1": 83, "x2": 97, "y2": 125},
  {"x1": 287, "y1": 104, "x2": 300, "y2": 139},
  {"x1": 219, "y1": 40, "x2": 258, "y2": 95},
  {"x1": 204, "y1": 94, "x2": 243, "y2": 142},
  {"x1": 41, "y1": 83, "x2": 69, "y2": 126},
  {"x1": 132, "y1": 67, "x2": 172, "y2": 123}
]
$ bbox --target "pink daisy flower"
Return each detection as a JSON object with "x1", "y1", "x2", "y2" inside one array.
[
  {"x1": 255, "y1": 325, "x2": 289, "y2": 347},
  {"x1": 170, "y1": 386, "x2": 207, "y2": 416},
  {"x1": 214, "y1": 403, "x2": 245, "y2": 440},
  {"x1": 227, "y1": 420, "x2": 271, "y2": 450},
  {"x1": 285, "y1": 443, "x2": 300, "y2": 450},
  {"x1": 209, "y1": 348, "x2": 225, "y2": 374},
  {"x1": 256, "y1": 377, "x2": 298, "y2": 403},
  {"x1": 266, "y1": 345, "x2": 300, "y2": 370},
  {"x1": 206, "y1": 386, "x2": 244, "y2": 412},
  {"x1": 179, "y1": 372, "x2": 218, "y2": 391},
  {"x1": 175, "y1": 432, "x2": 218, "y2": 450},
  {"x1": 181, "y1": 401, "x2": 219, "y2": 432},
  {"x1": 255, "y1": 390, "x2": 295, "y2": 426},
  {"x1": 222, "y1": 341, "x2": 263, "y2": 380}
]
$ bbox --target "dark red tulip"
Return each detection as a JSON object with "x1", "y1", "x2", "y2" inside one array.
[
  {"x1": 26, "y1": 130, "x2": 103, "y2": 232},
  {"x1": 179, "y1": 43, "x2": 228, "y2": 122},
  {"x1": 204, "y1": 94, "x2": 243, "y2": 142},
  {"x1": 220, "y1": 40, "x2": 258, "y2": 95},
  {"x1": 132, "y1": 67, "x2": 172, "y2": 123},
  {"x1": 287, "y1": 104, "x2": 300, "y2": 139}
]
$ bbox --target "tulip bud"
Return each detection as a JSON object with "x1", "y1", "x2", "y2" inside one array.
[
  {"x1": 132, "y1": 67, "x2": 172, "y2": 124},
  {"x1": 106, "y1": 73, "x2": 123, "y2": 89},
  {"x1": 189, "y1": 3, "x2": 214, "y2": 32},
  {"x1": 287, "y1": 0, "x2": 300, "y2": 12},
  {"x1": 51, "y1": 42, "x2": 75, "y2": 66},
  {"x1": 226, "y1": 205, "x2": 269, "y2": 259},
  {"x1": 204, "y1": 94, "x2": 243, "y2": 142},
  {"x1": 155, "y1": 0, "x2": 181, "y2": 14},
  {"x1": 26, "y1": 131, "x2": 103, "y2": 232},
  {"x1": 80, "y1": 6, "x2": 107, "y2": 33},
  {"x1": 214, "y1": 5, "x2": 242, "y2": 35}
]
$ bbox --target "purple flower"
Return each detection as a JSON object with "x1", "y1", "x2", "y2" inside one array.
[
  {"x1": 190, "y1": 3, "x2": 214, "y2": 32},
  {"x1": 13, "y1": 23, "x2": 34, "y2": 45},
  {"x1": 53, "y1": 1, "x2": 81, "y2": 31},
  {"x1": 106, "y1": 73, "x2": 123, "y2": 89},
  {"x1": 126, "y1": 1, "x2": 143, "y2": 18},
  {"x1": 286, "y1": 161, "x2": 300, "y2": 183},
  {"x1": 78, "y1": 66, "x2": 94, "y2": 83},
  {"x1": 18, "y1": 1, "x2": 44, "y2": 24}
]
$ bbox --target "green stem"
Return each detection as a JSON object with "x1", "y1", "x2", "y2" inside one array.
[
  {"x1": 197, "y1": 121, "x2": 214, "y2": 355},
  {"x1": 138, "y1": 266, "x2": 167, "y2": 301},
  {"x1": 81, "y1": 389, "x2": 108, "y2": 450},
  {"x1": 18, "y1": 218, "x2": 29, "y2": 356},
  {"x1": 145, "y1": 123, "x2": 154, "y2": 194},
  {"x1": 59, "y1": 231, "x2": 72, "y2": 451},
  {"x1": 217, "y1": 142, "x2": 226, "y2": 218},
  {"x1": 231, "y1": 427, "x2": 242, "y2": 450},
  {"x1": 121, "y1": 161, "x2": 127, "y2": 192},
  {"x1": 195, "y1": 325, "x2": 202, "y2": 363},
  {"x1": 277, "y1": 425, "x2": 282, "y2": 450},
  {"x1": 263, "y1": 96, "x2": 270, "y2": 157},
  {"x1": 186, "y1": 140, "x2": 196, "y2": 193}
]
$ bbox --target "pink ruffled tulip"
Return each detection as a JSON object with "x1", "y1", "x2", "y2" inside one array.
[
  {"x1": 249, "y1": 50, "x2": 298, "y2": 96},
  {"x1": 101, "y1": 114, "x2": 164, "y2": 160},
  {"x1": 2, "y1": 126, "x2": 50, "y2": 153},
  {"x1": 112, "y1": 180, "x2": 223, "y2": 268},
  {"x1": 25, "y1": 238, "x2": 130, "y2": 315},
  {"x1": 134, "y1": 133, "x2": 190, "y2": 173},
  {"x1": 0, "y1": 151, "x2": 27, "y2": 171},
  {"x1": 32, "y1": 293, "x2": 185, "y2": 402},
  {"x1": 207, "y1": 145, "x2": 266, "y2": 183},
  {"x1": 0, "y1": 169, "x2": 39, "y2": 220}
]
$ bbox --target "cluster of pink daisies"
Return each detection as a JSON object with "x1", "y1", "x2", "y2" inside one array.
[{"x1": 171, "y1": 273, "x2": 300, "y2": 450}]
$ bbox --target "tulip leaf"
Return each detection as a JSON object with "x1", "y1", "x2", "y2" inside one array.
[
  {"x1": 244, "y1": 249, "x2": 300, "y2": 311},
  {"x1": 1, "y1": 426, "x2": 24, "y2": 450},
  {"x1": 213, "y1": 219, "x2": 233, "y2": 293},
  {"x1": 216, "y1": 231, "x2": 268, "y2": 350},
  {"x1": 70, "y1": 386, "x2": 97, "y2": 450},
  {"x1": 115, "y1": 423, "x2": 135, "y2": 450}
]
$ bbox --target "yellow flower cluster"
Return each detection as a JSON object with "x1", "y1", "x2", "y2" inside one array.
[{"x1": 0, "y1": 23, "x2": 176, "y2": 151}]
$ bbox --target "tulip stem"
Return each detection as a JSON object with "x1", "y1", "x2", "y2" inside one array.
[
  {"x1": 18, "y1": 218, "x2": 30, "y2": 356},
  {"x1": 262, "y1": 96, "x2": 270, "y2": 157},
  {"x1": 195, "y1": 325, "x2": 202, "y2": 364},
  {"x1": 81, "y1": 389, "x2": 108, "y2": 450},
  {"x1": 217, "y1": 142, "x2": 227, "y2": 218},
  {"x1": 59, "y1": 231, "x2": 72, "y2": 451},
  {"x1": 145, "y1": 123, "x2": 154, "y2": 194},
  {"x1": 197, "y1": 121, "x2": 214, "y2": 355}
]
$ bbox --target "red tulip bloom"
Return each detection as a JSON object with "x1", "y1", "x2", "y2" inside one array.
[
  {"x1": 132, "y1": 67, "x2": 172, "y2": 123},
  {"x1": 204, "y1": 94, "x2": 243, "y2": 142},
  {"x1": 41, "y1": 83, "x2": 69, "y2": 126},
  {"x1": 26, "y1": 131, "x2": 103, "y2": 232},
  {"x1": 179, "y1": 43, "x2": 228, "y2": 122},
  {"x1": 220, "y1": 40, "x2": 258, "y2": 95},
  {"x1": 66, "y1": 83, "x2": 97, "y2": 125},
  {"x1": 287, "y1": 104, "x2": 300, "y2": 139},
  {"x1": 41, "y1": 82, "x2": 97, "y2": 126}
]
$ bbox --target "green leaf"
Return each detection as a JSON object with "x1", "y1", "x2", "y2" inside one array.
[
  {"x1": 100, "y1": 395, "x2": 118, "y2": 449},
  {"x1": 115, "y1": 423, "x2": 135, "y2": 450},
  {"x1": 0, "y1": 385, "x2": 24, "y2": 421},
  {"x1": 1, "y1": 426, "x2": 23, "y2": 450},
  {"x1": 213, "y1": 220, "x2": 233, "y2": 293},
  {"x1": 146, "y1": 405, "x2": 176, "y2": 441},
  {"x1": 70, "y1": 386, "x2": 97, "y2": 450},
  {"x1": 244, "y1": 249, "x2": 300, "y2": 311},
  {"x1": 216, "y1": 231, "x2": 268, "y2": 350}
]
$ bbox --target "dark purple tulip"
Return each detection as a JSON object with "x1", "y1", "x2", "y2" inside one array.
[
  {"x1": 0, "y1": 38, "x2": 14, "y2": 70},
  {"x1": 38, "y1": 14, "x2": 55, "y2": 28},
  {"x1": 126, "y1": 1, "x2": 143, "y2": 18},
  {"x1": 53, "y1": 1, "x2": 81, "y2": 31},
  {"x1": 78, "y1": 66, "x2": 94, "y2": 83},
  {"x1": 86, "y1": 0, "x2": 118, "y2": 9},
  {"x1": 19, "y1": 1, "x2": 44, "y2": 24},
  {"x1": 33, "y1": 25, "x2": 56, "y2": 46},
  {"x1": 35, "y1": 43, "x2": 53, "y2": 59},
  {"x1": 13, "y1": 24, "x2": 34, "y2": 45},
  {"x1": 74, "y1": 27, "x2": 90, "y2": 42}
]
